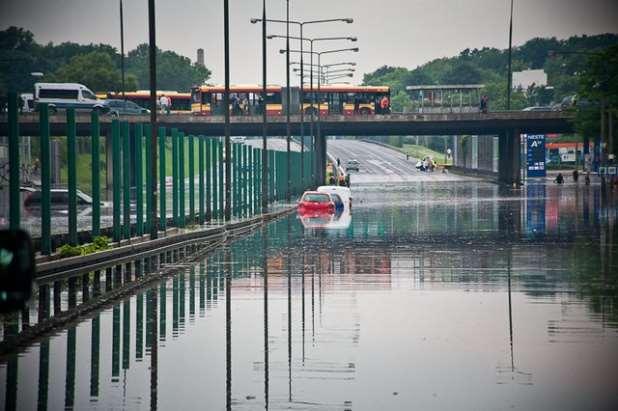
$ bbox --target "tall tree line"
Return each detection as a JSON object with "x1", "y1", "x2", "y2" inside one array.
[{"x1": 0, "y1": 26, "x2": 211, "y2": 95}]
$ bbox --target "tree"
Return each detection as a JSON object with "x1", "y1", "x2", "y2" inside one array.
[
  {"x1": 48, "y1": 51, "x2": 136, "y2": 92},
  {"x1": 0, "y1": 27, "x2": 40, "y2": 94},
  {"x1": 440, "y1": 61, "x2": 482, "y2": 85},
  {"x1": 126, "y1": 44, "x2": 211, "y2": 90},
  {"x1": 575, "y1": 45, "x2": 618, "y2": 154}
]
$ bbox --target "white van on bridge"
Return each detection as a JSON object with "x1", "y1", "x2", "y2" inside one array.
[{"x1": 34, "y1": 83, "x2": 108, "y2": 114}]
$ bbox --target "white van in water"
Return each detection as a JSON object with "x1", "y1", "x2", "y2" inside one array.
[
  {"x1": 34, "y1": 83, "x2": 108, "y2": 113},
  {"x1": 317, "y1": 185, "x2": 352, "y2": 209}
]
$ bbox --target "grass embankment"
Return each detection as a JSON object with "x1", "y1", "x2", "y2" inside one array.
[
  {"x1": 382, "y1": 143, "x2": 453, "y2": 166},
  {"x1": 60, "y1": 142, "x2": 201, "y2": 195}
]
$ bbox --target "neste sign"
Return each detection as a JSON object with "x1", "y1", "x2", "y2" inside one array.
[{"x1": 526, "y1": 134, "x2": 546, "y2": 178}]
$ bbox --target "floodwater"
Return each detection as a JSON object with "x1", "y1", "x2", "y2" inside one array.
[{"x1": 1, "y1": 180, "x2": 618, "y2": 410}]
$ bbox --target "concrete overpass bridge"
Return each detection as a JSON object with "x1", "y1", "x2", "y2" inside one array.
[{"x1": 2, "y1": 110, "x2": 574, "y2": 185}]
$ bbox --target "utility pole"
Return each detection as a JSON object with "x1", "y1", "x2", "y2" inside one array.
[
  {"x1": 147, "y1": 0, "x2": 158, "y2": 239},
  {"x1": 506, "y1": 0, "x2": 514, "y2": 110},
  {"x1": 224, "y1": 0, "x2": 231, "y2": 221}
]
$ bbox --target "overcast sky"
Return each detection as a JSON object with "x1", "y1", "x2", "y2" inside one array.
[{"x1": 2, "y1": 0, "x2": 617, "y2": 86}]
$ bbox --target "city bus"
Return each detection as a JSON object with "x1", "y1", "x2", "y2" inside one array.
[
  {"x1": 190, "y1": 84, "x2": 390, "y2": 116},
  {"x1": 105, "y1": 90, "x2": 192, "y2": 113},
  {"x1": 302, "y1": 84, "x2": 391, "y2": 115},
  {"x1": 191, "y1": 84, "x2": 283, "y2": 116}
]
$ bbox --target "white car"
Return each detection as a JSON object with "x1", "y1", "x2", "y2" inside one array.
[{"x1": 317, "y1": 185, "x2": 352, "y2": 209}]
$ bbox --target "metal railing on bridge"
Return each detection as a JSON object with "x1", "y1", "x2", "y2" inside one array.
[{"x1": 2, "y1": 92, "x2": 313, "y2": 255}]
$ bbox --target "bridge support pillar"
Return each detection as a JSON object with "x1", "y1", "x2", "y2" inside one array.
[{"x1": 498, "y1": 129, "x2": 521, "y2": 186}]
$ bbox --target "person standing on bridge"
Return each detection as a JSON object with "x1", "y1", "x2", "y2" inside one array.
[
  {"x1": 160, "y1": 94, "x2": 171, "y2": 115},
  {"x1": 480, "y1": 95, "x2": 488, "y2": 114}
]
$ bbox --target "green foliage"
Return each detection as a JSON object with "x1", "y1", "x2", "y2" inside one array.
[
  {"x1": 47, "y1": 51, "x2": 136, "y2": 92},
  {"x1": 361, "y1": 33, "x2": 618, "y2": 111},
  {"x1": 0, "y1": 26, "x2": 212, "y2": 95},
  {"x1": 574, "y1": 44, "x2": 618, "y2": 147},
  {"x1": 58, "y1": 236, "x2": 110, "y2": 259},
  {"x1": 126, "y1": 44, "x2": 211, "y2": 91},
  {"x1": 58, "y1": 244, "x2": 82, "y2": 258}
]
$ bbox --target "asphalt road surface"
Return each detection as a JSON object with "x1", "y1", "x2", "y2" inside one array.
[{"x1": 328, "y1": 139, "x2": 474, "y2": 184}]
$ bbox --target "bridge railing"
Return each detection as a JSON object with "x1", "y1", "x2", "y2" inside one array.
[{"x1": 2, "y1": 92, "x2": 313, "y2": 255}]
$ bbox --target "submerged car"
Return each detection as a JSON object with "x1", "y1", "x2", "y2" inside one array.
[
  {"x1": 298, "y1": 191, "x2": 335, "y2": 214},
  {"x1": 317, "y1": 185, "x2": 352, "y2": 209}
]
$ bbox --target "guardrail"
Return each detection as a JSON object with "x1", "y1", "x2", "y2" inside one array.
[{"x1": 3, "y1": 92, "x2": 314, "y2": 255}]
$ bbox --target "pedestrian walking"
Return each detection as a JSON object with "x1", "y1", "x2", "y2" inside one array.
[
  {"x1": 572, "y1": 169, "x2": 579, "y2": 182},
  {"x1": 585, "y1": 171, "x2": 591, "y2": 185}
]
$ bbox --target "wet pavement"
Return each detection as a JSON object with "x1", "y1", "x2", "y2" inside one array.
[
  {"x1": 1, "y1": 178, "x2": 618, "y2": 410},
  {"x1": 328, "y1": 140, "x2": 473, "y2": 184}
]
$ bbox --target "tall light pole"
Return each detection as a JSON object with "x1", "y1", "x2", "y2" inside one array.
[
  {"x1": 261, "y1": 0, "x2": 268, "y2": 213},
  {"x1": 224, "y1": 0, "x2": 231, "y2": 221},
  {"x1": 251, "y1": 17, "x2": 353, "y2": 189},
  {"x1": 282, "y1": 47, "x2": 359, "y2": 185},
  {"x1": 147, "y1": 0, "x2": 158, "y2": 238},
  {"x1": 119, "y1": 0, "x2": 126, "y2": 105},
  {"x1": 506, "y1": 0, "x2": 514, "y2": 110},
  {"x1": 271, "y1": 36, "x2": 356, "y2": 186},
  {"x1": 285, "y1": 0, "x2": 291, "y2": 201}
]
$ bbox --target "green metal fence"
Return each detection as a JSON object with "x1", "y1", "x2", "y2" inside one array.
[{"x1": 4, "y1": 92, "x2": 313, "y2": 255}]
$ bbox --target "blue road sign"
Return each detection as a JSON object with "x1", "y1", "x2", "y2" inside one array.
[{"x1": 526, "y1": 134, "x2": 546, "y2": 178}]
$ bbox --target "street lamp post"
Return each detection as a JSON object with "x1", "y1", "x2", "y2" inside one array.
[
  {"x1": 261, "y1": 0, "x2": 268, "y2": 213},
  {"x1": 224, "y1": 0, "x2": 231, "y2": 221},
  {"x1": 282, "y1": 47, "x2": 359, "y2": 185},
  {"x1": 252, "y1": 17, "x2": 353, "y2": 189},
  {"x1": 147, "y1": 0, "x2": 158, "y2": 238},
  {"x1": 119, "y1": 0, "x2": 126, "y2": 106},
  {"x1": 506, "y1": 0, "x2": 514, "y2": 111},
  {"x1": 271, "y1": 36, "x2": 356, "y2": 186}
]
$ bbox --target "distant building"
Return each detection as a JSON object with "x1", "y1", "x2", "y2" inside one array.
[
  {"x1": 197, "y1": 49, "x2": 205, "y2": 67},
  {"x1": 512, "y1": 69, "x2": 547, "y2": 90}
]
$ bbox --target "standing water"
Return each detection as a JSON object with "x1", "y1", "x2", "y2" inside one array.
[{"x1": 0, "y1": 180, "x2": 617, "y2": 410}]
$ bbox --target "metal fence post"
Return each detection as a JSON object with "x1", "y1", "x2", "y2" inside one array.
[
  {"x1": 158, "y1": 127, "x2": 166, "y2": 231},
  {"x1": 205, "y1": 138, "x2": 212, "y2": 222},
  {"x1": 91, "y1": 111, "x2": 100, "y2": 237},
  {"x1": 67, "y1": 108, "x2": 78, "y2": 245},
  {"x1": 112, "y1": 120, "x2": 121, "y2": 243},
  {"x1": 144, "y1": 123, "x2": 153, "y2": 234},
  {"x1": 122, "y1": 121, "x2": 131, "y2": 239},
  {"x1": 218, "y1": 139, "x2": 224, "y2": 219},
  {"x1": 134, "y1": 123, "x2": 144, "y2": 236},
  {"x1": 171, "y1": 128, "x2": 178, "y2": 227},
  {"x1": 232, "y1": 143, "x2": 238, "y2": 218},
  {"x1": 8, "y1": 93, "x2": 20, "y2": 231},
  {"x1": 179, "y1": 132, "x2": 185, "y2": 228},
  {"x1": 188, "y1": 134, "x2": 195, "y2": 224},
  {"x1": 211, "y1": 138, "x2": 218, "y2": 221},
  {"x1": 39, "y1": 104, "x2": 51, "y2": 252},
  {"x1": 198, "y1": 136, "x2": 205, "y2": 225}
]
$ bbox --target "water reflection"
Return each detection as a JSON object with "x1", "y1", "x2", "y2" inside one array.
[{"x1": 1, "y1": 181, "x2": 617, "y2": 409}]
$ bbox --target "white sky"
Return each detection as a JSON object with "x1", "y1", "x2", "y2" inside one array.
[{"x1": 2, "y1": 0, "x2": 617, "y2": 86}]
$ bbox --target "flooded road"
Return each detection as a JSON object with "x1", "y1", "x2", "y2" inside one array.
[{"x1": 1, "y1": 180, "x2": 617, "y2": 410}]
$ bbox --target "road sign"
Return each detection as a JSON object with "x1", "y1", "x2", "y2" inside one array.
[{"x1": 526, "y1": 134, "x2": 546, "y2": 178}]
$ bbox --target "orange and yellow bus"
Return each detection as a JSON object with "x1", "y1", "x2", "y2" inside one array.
[
  {"x1": 190, "y1": 84, "x2": 390, "y2": 116},
  {"x1": 105, "y1": 90, "x2": 192, "y2": 113},
  {"x1": 302, "y1": 85, "x2": 390, "y2": 116},
  {"x1": 191, "y1": 84, "x2": 283, "y2": 116}
]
